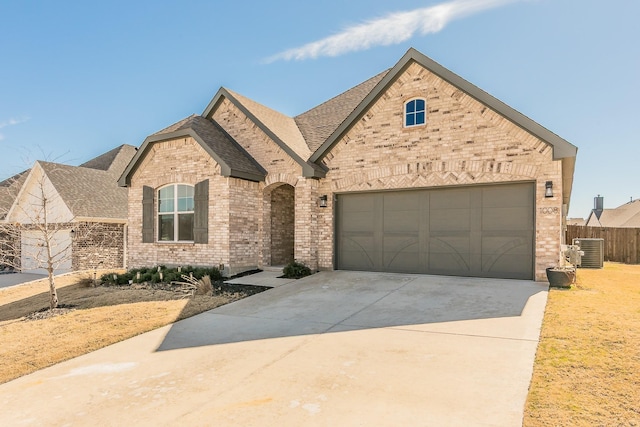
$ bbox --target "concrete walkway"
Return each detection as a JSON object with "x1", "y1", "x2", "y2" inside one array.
[
  {"x1": 224, "y1": 268, "x2": 296, "y2": 288},
  {"x1": 0, "y1": 271, "x2": 548, "y2": 426}
]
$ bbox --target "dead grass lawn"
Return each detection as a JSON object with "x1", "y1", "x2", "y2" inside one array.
[
  {"x1": 524, "y1": 263, "x2": 640, "y2": 426},
  {"x1": 0, "y1": 271, "x2": 256, "y2": 384}
]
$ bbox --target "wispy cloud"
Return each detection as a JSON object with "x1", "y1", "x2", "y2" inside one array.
[
  {"x1": 266, "y1": 0, "x2": 518, "y2": 62},
  {"x1": 0, "y1": 117, "x2": 29, "y2": 129},
  {"x1": 0, "y1": 116, "x2": 29, "y2": 141}
]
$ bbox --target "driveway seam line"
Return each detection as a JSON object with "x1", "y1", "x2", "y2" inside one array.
[{"x1": 332, "y1": 277, "x2": 419, "y2": 327}]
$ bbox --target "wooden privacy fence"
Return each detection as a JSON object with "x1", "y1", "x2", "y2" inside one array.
[{"x1": 566, "y1": 225, "x2": 640, "y2": 264}]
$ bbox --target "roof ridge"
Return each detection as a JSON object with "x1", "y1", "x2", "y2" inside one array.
[{"x1": 295, "y1": 69, "x2": 390, "y2": 118}]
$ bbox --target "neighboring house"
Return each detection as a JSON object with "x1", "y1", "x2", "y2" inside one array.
[
  {"x1": 120, "y1": 48, "x2": 577, "y2": 281},
  {"x1": 586, "y1": 196, "x2": 640, "y2": 227},
  {"x1": 0, "y1": 145, "x2": 136, "y2": 274},
  {"x1": 567, "y1": 218, "x2": 586, "y2": 226}
]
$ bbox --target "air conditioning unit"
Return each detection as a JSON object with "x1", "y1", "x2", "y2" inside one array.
[{"x1": 573, "y1": 238, "x2": 604, "y2": 269}]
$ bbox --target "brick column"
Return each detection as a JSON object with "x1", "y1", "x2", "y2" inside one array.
[{"x1": 294, "y1": 178, "x2": 319, "y2": 271}]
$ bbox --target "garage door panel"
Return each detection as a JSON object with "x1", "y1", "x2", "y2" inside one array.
[
  {"x1": 385, "y1": 248, "x2": 420, "y2": 272},
  {"x1": 341, "y1": 212, "x2": 375, "y2": 232},
  {"x1": 384, "y1": 210, "x2": 420, "y2": 233},
  {"x1": 383, "y1": 192, "x2": 420, "y2": 211},
  {"x1": 430, "y1": 209, "x2": 471, "y2": 231},
  {"x1": 428, "y1": 252, "x2": 471, "y2": 274},
  {"x1": 336, "y1": 183, "x2": 534, "y2": 279},
  {"x1": 483, "y1": 254, "x2": 532, "y2": 279},
  {"x1": 482, "y1": 236, "x2": 533, "y2": 254},
  {"x1": 429, "y1": 237, "x2": 471, "y2": 272},
  {"x1": 482, "y1": 185, "x2": 533, "y2": 207},
  {"x1": 430, "y1": 189, "x2": 470, "y2": 208},
  {"x1": 339, "y1": 235, "x2": 377, "y2": 270},
  {"x1": 482, "y1": 207, "x2": 533, "y2": 231}
]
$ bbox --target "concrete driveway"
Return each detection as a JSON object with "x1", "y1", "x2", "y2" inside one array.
[
  {"x1": 0, "y1": 272, "x2": 46, "y2": 289},
  {"x1": 0, "y1": 271, "x2": 548, "y2": 426}
]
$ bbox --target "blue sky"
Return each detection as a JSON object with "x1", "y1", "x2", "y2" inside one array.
[{"x1": 1, "y1": 0, "x2": 638, "y2": 218}]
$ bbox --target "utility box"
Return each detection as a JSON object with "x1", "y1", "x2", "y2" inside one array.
[{"x1": 573, "y1": 238, "x2": 604, "y2": 269}]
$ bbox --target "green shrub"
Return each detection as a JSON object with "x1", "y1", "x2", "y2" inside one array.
[
  {"x1": 100, "y1": 272, "x2": 119, "y2": 285},
  {"x1": 282, "y1": 260, "x2": 312, "y2": 279},
  {"x1": 100, "y1": 265, "x2": 223, "y2": 285}
]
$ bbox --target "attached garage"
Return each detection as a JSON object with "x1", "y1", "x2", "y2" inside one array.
[
  {"x1": 21, "y1": 230, "x2": 72, "y2": 275},
  {"x1": 336, "y1": 183, "x2": 534, "y2": 280}
]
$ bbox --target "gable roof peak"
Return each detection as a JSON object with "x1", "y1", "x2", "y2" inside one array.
[{"x1": 119, "y1": 114, "x2": 266, "y2": 186}]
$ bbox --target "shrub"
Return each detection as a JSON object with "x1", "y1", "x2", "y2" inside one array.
[
  {"x1": 196, "y1": 275, "x2": 213, "y2": 295},
  {"x1": 100, "y1": 272, "x2": 119, "y2": 285},
  {"x1": 282, "y1": 260, "x2": 312, "y2": 279},
  {"x1": 100, "y1": 265, "x2": 222, "y2": 286}
]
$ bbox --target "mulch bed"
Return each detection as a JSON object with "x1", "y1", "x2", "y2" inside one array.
[
  {"x1": 23, "y1": 280, "x2": 269, "y2": 322},
  {"x1": 25, "y1": 304, "x2": 77, "y2": 321}
]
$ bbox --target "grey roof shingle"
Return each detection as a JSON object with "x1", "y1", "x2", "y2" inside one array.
[
  {"x1": 39, "y1": 161, "x2": 129, "y2": 219},
  {"x1": 2, "y1": 146, "x2": 137, "y2": 222},
  {"x1": 225, "y1": 89, "x2": 311, "y2": 160},
  {"x1": 0, "y1": 171, "x2": 28, "y2": 220},
  {"x1": 588, "y1": 199, "x2": 640, "y2": 228},
  {"x1": 153, "y1": 115, "x2": 265, "y2": 179},
  {"x1": 294, "y1": 70, "x2": 389, "y2": 153}
]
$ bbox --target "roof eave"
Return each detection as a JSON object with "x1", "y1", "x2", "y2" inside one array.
[{"x1": 118, "y1": 127, "x2": 267, "y2": 187}]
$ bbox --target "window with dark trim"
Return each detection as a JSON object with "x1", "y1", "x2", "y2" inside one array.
[
  {"x1": 142, "y1": 180, "x2": 208, "y2": 244},
  {"x1": 158, "y1": 184, "x2": 194, "y2": 242},
  {"x1": 405, "y1": 98, "x2": 426, "y2": 127}
]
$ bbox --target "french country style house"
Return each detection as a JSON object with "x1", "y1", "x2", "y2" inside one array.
[{"x1": 119, "y1": 48, "x2": 577, "y2": 281}]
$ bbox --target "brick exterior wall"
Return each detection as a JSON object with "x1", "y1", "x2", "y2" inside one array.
[
  {"x1": 315, "y1": 62, "x2": 564, "y2": 281},
  {"x1": 128, "y1": 137, "x2": 234, "y2": 271},
  {"x1": 127, "y1": 61, "x2": 567, "y2": 281},
  {"x1": 269, "y1": 184, "x2": 295, "y2": 265},
  {"x1": 72, "y1": 221, "x2": 125, "y2": 271},
  {"x1": 213, "y1": 98, "x2": 303, "y2": 177},
  {"x1": 0, "y1": 225, "x2": 20, "y2": 270},
  {"x1": 214, "y1": 98, "x2": 305, "y2": 272},
  {"x1": 228, "y1": 178, "x2": 261, "y2": 274}
]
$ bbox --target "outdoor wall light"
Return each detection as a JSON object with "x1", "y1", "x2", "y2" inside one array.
[
  {"x1": 69, "y1": 229, "x2": 76, "y2": 239},
  {"x1": 319, "y1": 195, "x2": 328, "y2": 208},
  {"x1": 545, "y1": 181, "x2": 553, "y2": 198}
]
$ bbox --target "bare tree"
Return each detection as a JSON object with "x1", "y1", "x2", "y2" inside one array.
[{"x1": 1, "y1": 164, "x2": 79, "y2": 309}]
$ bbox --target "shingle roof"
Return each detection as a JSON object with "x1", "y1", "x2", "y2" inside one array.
[
  {"x1": 39, "y1": 161, "x2": 129, "y2": 219},
  {"x1": 120, "y1": 115, "x2": 266, "y2": 186},
  {"x1": 589, "y1": 199, "x2": 640, "y2": 228},
  {"x1": 80, "y1": 144, "x2": 137, "y2": 177},
  {"x1": 294, "y1": 70, "x2": 389, "y2": 153},
  {"x1": 566, "y1": 218, "x2": 586, "y2": 226},
  {"x1": 201, "y1": 89, "x2": 326, "y2": 178},
  {"x1": 0, "y1": 171, "x2": 28, "y2": 220},
  {"x1": 226, "y1": 89, "x2": 310, "y2": 160}
]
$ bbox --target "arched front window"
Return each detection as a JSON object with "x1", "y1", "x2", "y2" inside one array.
[
  {"x1": 405, "y1": 98, "x2": 426, "y2": 127},
  {"x1": 158, "y1": 184, "x2": 194, "y2": 241}
]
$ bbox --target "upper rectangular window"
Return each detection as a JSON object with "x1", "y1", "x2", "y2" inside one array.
[
  {"x1": 405, "y1": 98, "x2": 426, "y2": 127},
  {"x1": 158, "y1": 184, "x2": 194, "y2": 242}
]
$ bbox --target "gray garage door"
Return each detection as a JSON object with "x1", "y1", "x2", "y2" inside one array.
[{"x1": 336, "y1": 183, "x2": 534, "y2": 280}]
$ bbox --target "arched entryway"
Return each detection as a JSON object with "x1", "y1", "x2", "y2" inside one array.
[{"x1": 270, "y1": 184, "x2": 295, "y2": 265}]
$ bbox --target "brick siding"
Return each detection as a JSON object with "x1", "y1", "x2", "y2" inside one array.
[
  {"x1": 315, "y1": 62, "x2": 563, "y2": 281},
  {"x1": 269, "y1": 184, "x2": 295, "y2": 265},
  {"x1": 127, "y1": 62, "x2": 566, "y2": 281},
  {"x1": 72, "y1": 221, "x2": 125, "y2": 270}
]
